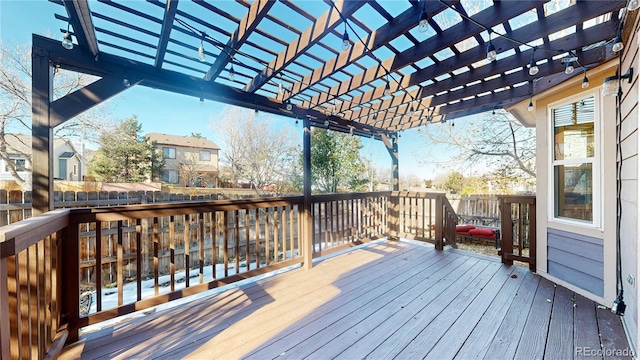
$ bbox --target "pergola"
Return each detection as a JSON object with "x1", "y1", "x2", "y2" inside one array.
[{"x1": 32, "y1": 0, "x2": 625, "y2": 213}]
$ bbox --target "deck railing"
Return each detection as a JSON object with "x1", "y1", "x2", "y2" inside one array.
[
  {"x1": 0, "y1": 191, "x2": 459, "y2": 359},
  {"x1": 391, "y1": 191, "x2": 458, "y2": 249},
  {"x1": 498, "y1": 195, "x2": 536, "y2": 271}
]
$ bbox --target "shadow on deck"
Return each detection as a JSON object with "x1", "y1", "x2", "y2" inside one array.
[{"x1": 60, "y1": 240, "x2": 631, "y2": 359}]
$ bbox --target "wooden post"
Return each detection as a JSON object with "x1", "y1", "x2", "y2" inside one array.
[
  {"x1": 61, "y1": 220, "x2": 80, "y2": 342},
  {"x1": 0, "y1": 257, "x2": 11, "y2": 360},
  {"x1": 383, "y1": 133, "x2": 400, "y2": 239},
  {"x1": 499, "y1": 197, "x2": 514, "y2": 266},
  {"x1": 302, "y1": 118, "x2": 313, "y2": 269},
  {"x1": 31, "y1": 42, "x2": 54, "y2": 215},
  {"x1": 434, "y1": 195, "x2": 444, "y2": 250}
]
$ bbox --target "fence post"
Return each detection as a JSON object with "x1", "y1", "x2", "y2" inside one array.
[
  {"x1": 387, "y1": 192, "x2": 399, "y2": 240},
  {"x1": 434, "y1": 195, "x2": 444, "y2": 250}
]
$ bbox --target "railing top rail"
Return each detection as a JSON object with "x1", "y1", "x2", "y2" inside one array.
[
  {"x1": 0, "y1": 208, "x2": 70, "y2": 258},
  {"x1": 497, "y1": 195, "x2": 536, "y2": 204},
  {"x1": 311, "y1": 191, "x2": 392, "y2": 202},
  {"x1": 391, "y1": 191, "x2": 446, "y2": 199},
  {"x1": 67, "y1": 196, "x2": 306, "y2": 222}
]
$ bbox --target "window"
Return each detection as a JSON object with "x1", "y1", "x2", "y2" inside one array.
[
  {"x1": 163, "y1": 147, "x2": 176, "y2": 159},
  {"x1": 551, "y1": 95, "x2": 598, "y2": 224},
  {"x1": 161, "y1": 170, "x2": 179, "y2": 183},
  {"x1": 200, "y1": 150, "x2": 211, "y2": 161},
  {"x1": 5, "y1": 158, "x2": 26, "y2": 172}
]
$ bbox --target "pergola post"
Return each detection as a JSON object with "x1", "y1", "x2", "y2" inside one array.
[
  {"x1": 31, "y1": 45, "x2": 54, "y2": 215},
  {"x1": 302, "y1": 118, "x2": 313, "y2": 269},
  {"x1": 383, "y1": 133, "x2": 399, "y2": 239}
]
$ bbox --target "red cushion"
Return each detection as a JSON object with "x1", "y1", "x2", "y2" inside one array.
[
  {"x1": 456, "y1": 225, "x2": 476, "y2": 232},
  {"x1": 469, "y1": 228, "x2": 495, "y2": 236}
]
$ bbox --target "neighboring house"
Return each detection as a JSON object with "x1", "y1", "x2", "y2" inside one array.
[
  {"x1": 507, "y1": 10, "x2": 640, "y2": 353},
  {"x1": 0, "y1": 134, "x2": 86, "y2": 183},
  {"x1": 147, "y1": 133, "x2": 220, "y2": 187}
]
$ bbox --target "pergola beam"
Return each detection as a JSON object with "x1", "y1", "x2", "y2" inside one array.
[
  {"x1": 287, "y1": 1, "x2": 451, "y2": 101},
  {"x1": 155, "y1": 0, "x2": 179, "y2": 68},
  {"x1": 245, "y1": 0, "x2": 366, "y2": 94},
  {"x1": 303, "y1": 1, "x2": 541, "y2": 111},
  {"x1": 204, "y1": 0, "x2": 275, "y2": 82},
  {"x1": 63, "y1": 0, "x2": 99, "y2": 56},
  {"x1": 332, "y1": 0, "x2": 622, "y2": 118}
]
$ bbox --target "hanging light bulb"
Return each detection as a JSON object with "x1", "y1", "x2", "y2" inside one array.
[
  {"x1": 486, "y1": 31, "x2": 497, "y2": 62},
  {"x1": 418, "y1": 5, "x2": 429, "y2": 33},
  {"x1": 384, "y1": 81, "x2": 391, "y2": 96},
  {"x1": 349, "y1": 127, "x2": 354, "y2": 136},
  {"x1": 123, "y1": 77, "x2": 130, "y2": 87},
  {"x1": 285, "y1": 100, "x2": 293, "y2": 111},
  {"x1": 61, "y1": 24, "x2": 73, "y2": 50},
  {"x1": 564, "y1": 61, "x2": 574, "y2": 75},
  {"x1": 410, "y1": 105, "x2": 415, "y2": 116},
  {"x1": 582, "y1": 69, "x2": 590, "y2": 89},
  {"x1": 324, "y1": 120, "x2": 330, "y2": 127},
  {"x1": 198, "y1": 36, "x2": 206, "y2": 62},
  {"x1": 613, "y1": 32, "x2": 624, "y2": 52},
  {"x1": 528, "y1": 48, "x2": 539, "y2": 76},
  {"x1": 629, "y1": 0, "x2": 640, "y2": 11},
  {"x1": 200, "y1": 96, "x2": 204, "y2": 106},
  {"x1": 228, "y1": 63, "x2": 235, "y2": 81},
  {"x1": 341, "y1": 23, "x2": 351, "y2": 52},
  {"x1": 528, "y1": 97, "x2": 533, "y2": 112},
  {"x1": 278, "y1": 78, "x2": 284, "y2": 96}
]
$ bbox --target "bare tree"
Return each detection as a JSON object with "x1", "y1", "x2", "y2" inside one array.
[
  {"x1": 417, "y1": 110, "x2": 536, "y2": 180},
  {"x1": 0, "y1": 41, "x2": 109, "y2": 186},
  {"x1": 212, "y1": 106, "x2": 297, "y2": 193}
]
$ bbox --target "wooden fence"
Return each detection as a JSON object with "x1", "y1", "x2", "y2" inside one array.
[{"x1": 499, "y1": 195, "x2": 536, "y2": 271}]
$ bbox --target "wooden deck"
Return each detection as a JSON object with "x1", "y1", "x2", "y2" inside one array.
[{"x1": 59, "y1": 240, "x2": 631, "y2": 360}]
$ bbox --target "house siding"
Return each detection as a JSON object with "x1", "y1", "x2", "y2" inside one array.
[
  {"x1": 547, "y1": 228, "x2": 603, "y2": 297},
  {"x1": 618, "y1": 9, "x2": 640, "y2": 353}
]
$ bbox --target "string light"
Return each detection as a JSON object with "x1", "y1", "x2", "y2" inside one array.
[
  {"x1": 486, "y1": 31, "x2": 497, "y2": 62},
  {"x1": 582, "y1": 69, "x2": 590, "y2": 89},
  {"x1": 341, "y1": 23, "x2": 351, "y2": 52},
  {"x1": 228, "y1": 63, "x2": 235, "y2": 81},
  {"x1": 278, "y1": 78, "x2": 284, "y2": 96},
  {"x1": 122, "y1": 76, "x2": 130, "y2": 87},
  {"x1": 198, "y1": 33, "x2": 206, "y2": 62},
  {"x1": 418, "y1": 2, "x2": 429, "y2": 33},
  {"x1": 528, "y1": 48, "x2": 539, "y2": 76},
  {"x1": 285, "y1": 99, "x2": 293, "y2": 111},
  {"x1": 629, "y1": 0, "x2": 640, "y2": 11},
  {"x1": 384, "y1": 75, "x2": 391, "y2": 96},
  {"x1": 527, "y1": 96, "x2": 533, "y2": 112},
  {"x1": 612, "y1": 30, "x2": 624, "y2": 52},
  {"x1": 564, "y1": 61, "x2": 574, "y2": 75},
  {"x1": 324, "y1": 119, "x2": 330, "y2": 127},
  {"x1": 61, "y1": 23, "x2": 73, "y2": 50}
]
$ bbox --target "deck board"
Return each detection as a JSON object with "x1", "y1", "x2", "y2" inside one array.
[{"x1": 59, "y1": 240, "x2": 630, "y2": 360}]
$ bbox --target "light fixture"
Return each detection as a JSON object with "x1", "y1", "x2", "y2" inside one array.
[
  {"x1": 564, "y1": 61, "x2": 574, "y2": 75},
  {"x1": 285, "y1": 100, "x2": 293, "y2": 111},
  {"x1": 582, "y1": 69, "x2": 590, "y2": 89},
  {"x1": 603, "y1": 67, "x2": 634, "y2": 96},
  {"x1": 384, "y1": 76, "x2": 391, "y2": 96},
  {"x1": 324, "y1": 119, "x2": 330, "y2": 127},
  {"x1": 613, "y1": 31, "x2": 624, "y2": 53},
  {"x1": 418, "y1": 3, "x2": 429, "y2": 33},
  {"x1": 61, "y1": 23, "x2": 73, "y2": 50},
  {"x1": 122, "y1": 76, "x2": 130, "y2": 87},
  {"x1": 295, "y1": 117, "x2": 299, "y2": 125},
  {"x1": 629, "y1": 0, "x2": 640, "y2": 11},
  {"x1": 228, "y1": 63, "x2": 235, "y2": 82},
  {"x1": 198, "y1": 34, "x2": 206, "y2": 62},
  {"x1": 278, "y1": 78, "x2": 284, "y2": 96},
  {"x1": 527, "y1": 96, "x2": 533, "y2": 112},
  {"x1": 492, "y1": 109, "x2": 496, "y2": 115},
  {"x1": 410, "y1": 105, "x2": 415, "y2": 116},
  {"x1": 349, "y1": 127, "x2": 354, "y2": 136},
  {"x1": 528, "y1": 48, "x2": 539, "y2": 76},
  {"x1": 342, "y1": 23, "x2": 351, "y2": 52},
  {"x1": 486, "y1": 31, "x2": 497, "y2": 62}
]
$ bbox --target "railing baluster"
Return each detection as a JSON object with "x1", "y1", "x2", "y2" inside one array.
[
  {"x1": 95, "y1": 222, "x2": 102, "y2": 311},
  {"x1": 254, "y1": 209, "x2": 260, "y2": 269},
  {"x1": 136, "y1": 219, "x2": 142, "y2": 301},
  {"x1": 199, "y1": 212, "x2": 205, "y2": 282},
  {"x1": 153, "y1": 217, "x2": 160, "y2": 295},
  {"x1": 224, "y1": 211, "x2": 229, "y2": 278},
  {"x1": 234, "y1": 210, "x2": 240, "y2": 273},
  {"x1": 117, "y1": 220, "x2": 124, "y2": 306},
  {"x1": 169, "y1": 216, "x2": 175, "y2": 292}
]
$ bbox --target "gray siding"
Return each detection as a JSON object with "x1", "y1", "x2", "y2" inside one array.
[{"x1": 547, "y1": 228, "x2": 603, "y2": 297}]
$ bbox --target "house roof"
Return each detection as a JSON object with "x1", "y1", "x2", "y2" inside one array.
[
  {"x1": 4, "y1": 134, "x2": 31, "y2": 156},
  {"x1": 146, "y1": 133, "x2": 221, "y2": 150},
  {"x1": 47, "y1": 0, "x2": 625, "y2": 137}
]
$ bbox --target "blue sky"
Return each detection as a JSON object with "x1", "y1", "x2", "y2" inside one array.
[{"x1": 0, "y1": 0, "x2": 475, "y2": 181}]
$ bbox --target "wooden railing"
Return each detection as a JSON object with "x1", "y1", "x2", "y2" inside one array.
[
  {"x1": 0, "y1": 191, "x2": 459, "y2": 358},
  {"x1": 390, "y1": 191, "x2": 457, "y2": 249},
  {"x1": 0, "y1": 209, "x2": 70, "y2": 360},
  {"x1": 499, "y1": 195, "x2": 536, "y2": 271},
  {"x1": 310, "y1": 192, "x2": 390, "y2": 257}
]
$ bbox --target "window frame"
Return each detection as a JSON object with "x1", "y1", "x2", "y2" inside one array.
[
  {"x1": 162, "y1": 147, "x2": 176, "y2": 159},
  {"x1": 199, "y1": 150, "x2": 211, "y2": 161},
  {"x1": 547, "y1": 90, "x2": 602, "y2": 229}
]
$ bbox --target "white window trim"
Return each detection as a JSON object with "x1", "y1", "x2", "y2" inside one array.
[{"x1": 547, "y1": 89, "x2": 603, "y2": 229}]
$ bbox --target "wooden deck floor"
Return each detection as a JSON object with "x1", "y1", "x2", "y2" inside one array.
[{"x1": 60, "y1": 240, "x2": 631, "y2": 360}]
